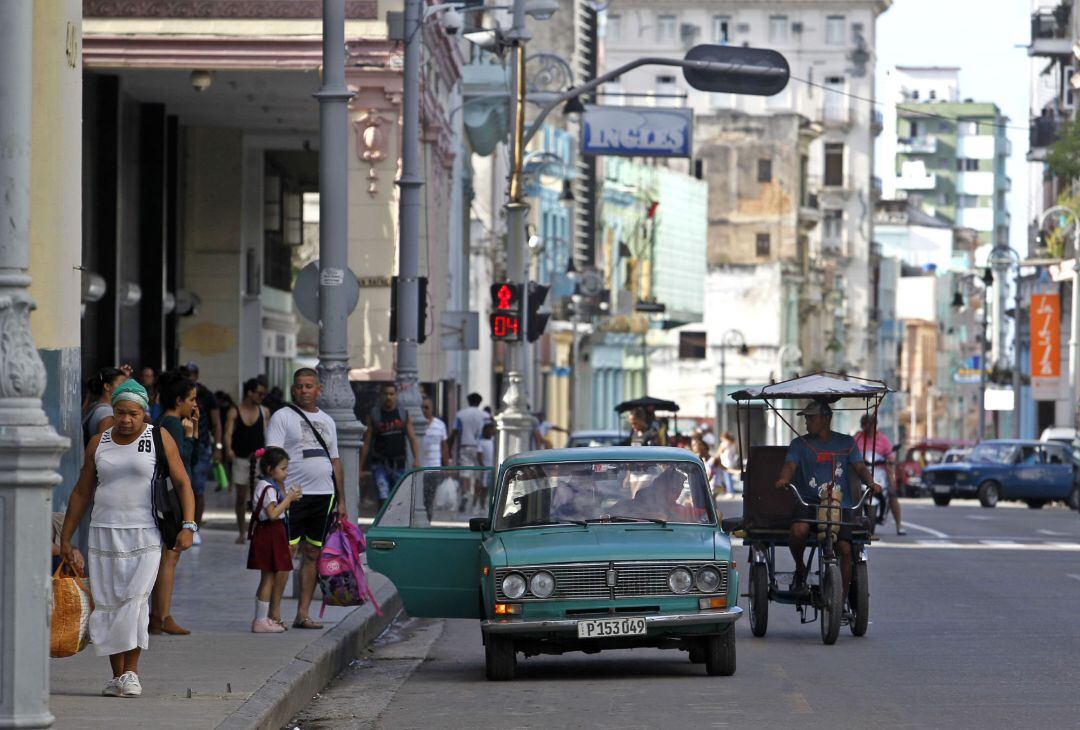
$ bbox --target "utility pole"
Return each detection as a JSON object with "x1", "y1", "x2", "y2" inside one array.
[
  {"x1": 315, "y1": 0, "x2": 363, "y2": 518},
  {"x1": 496, "y1": 0, "x2": 540, "y2": 463},
  {"x1": 978, "y1": 275, "x2": 990, "y2": 442},
  {"x1": 0, "y1": 2, "x2": 69, "y2": 726},
  {"x1": 393, "y1": 0, "x2": 427, "y2": 449}
]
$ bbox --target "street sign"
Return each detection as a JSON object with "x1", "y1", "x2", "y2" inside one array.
[
  {"x1": 581, "y1": 106, "x2": 693, "y2": 158},
  {"x1": 1031, "y1": 291, "x2": 1062, "y2": 399},
  {"x1": 439, "y1": 311, "x2": 480, "y2": 351},
  {"x1": 293, "y1": 260, "x2": 360, "y2": 324},
  {"x1": 682, "y1": 45, "x2": 790, "y2": 96}
]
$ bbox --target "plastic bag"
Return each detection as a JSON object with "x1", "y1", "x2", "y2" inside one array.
[
  {"x1": 50, "y1": 560, "x2": 93, "y2": 658},
  {"x1": 433, "y1": 478, "x2": 459, "y2": 511},
  {"x1": 212, "y1": 462, "x2": 229, "y2": 491}
]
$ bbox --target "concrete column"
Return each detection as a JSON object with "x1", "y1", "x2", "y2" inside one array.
[
  {"x1": 0, "y1": 2, "x2": 70, "y2": 727},
  {"x1": 394, "y1": 0, "x2": 426, "y2": 447},
  {"x1": 316, "y1": 0, "x2": 363, "y2": 518}
]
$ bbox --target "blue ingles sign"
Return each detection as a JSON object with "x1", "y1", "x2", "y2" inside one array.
[{"x1": 581, "y1": 106, "x2": 693, "y2": 158}]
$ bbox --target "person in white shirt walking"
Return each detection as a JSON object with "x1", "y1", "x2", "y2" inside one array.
[
  {"x1": 264, "y1": 368, "x2": 346, "y2": 630},
  {"x1": 419, "y1": 398, "x2": 449, "y2": 468},
  {"x1": 449, "y1": 393, "x2": 487, "y2": 510}
]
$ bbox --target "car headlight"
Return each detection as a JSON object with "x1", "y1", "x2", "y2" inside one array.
[
  {"x1": 529, "y1": 571, "x2": 555, "y2": 598},
  {"x1": 501, "y1": 572, "x2": 527, "y2": 600},
  {"x1": 695, "y1": 566, "x2": 722, "y2": 593},
  {"x1": 668, "y1": 567, "x2": 693, "y2": 594}
]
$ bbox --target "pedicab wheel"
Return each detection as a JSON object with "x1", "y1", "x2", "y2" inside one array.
[
  {"x1": 820, "y1": 563, "x2": 842, "y2": 645},
  {"x1": 848, "y1": 562, "x2": 869, "y2": 637},
  {"x1": 748, "y1": 564, "x2": 769, "y2": 638},
  {"x1": 704, "y1": 625, "x2": 736, "y2": 676},
  {"x1": 484, "y1": 635, "x2": 516, "y2": 681}
]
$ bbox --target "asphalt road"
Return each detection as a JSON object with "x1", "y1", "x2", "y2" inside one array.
[{"x1": 290, "y1": 500, "x2": 1080, "y2": 729}]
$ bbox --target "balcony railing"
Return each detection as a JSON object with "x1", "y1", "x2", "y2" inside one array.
[
  {"x1": 1030, "y1": 7, "x2": 1073, "y2": 56},
  {"x1": 895, "y1": 171, "x2": 937, "y2": 191},
  {"x1": 897, "y1": 135, "x2": 937, "y2": 154},
  {"x1": 1029, "y1": 114, "x2": 1063, "y2": 161}
]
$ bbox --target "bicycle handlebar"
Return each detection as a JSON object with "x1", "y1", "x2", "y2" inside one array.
[{"x1": 780, "y1": 482, "x2": 874, "y2": 510}]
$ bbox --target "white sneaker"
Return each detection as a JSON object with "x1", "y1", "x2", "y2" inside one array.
[
  {"x1": 119, "y1": 672, "x2": 142, "y2": 697},
  {"x1": 102, "y1": 677, "x2": 123, "y2": 697},
  {"x1": 191, "y1": 531, "x2": 202, "y2": 546}
]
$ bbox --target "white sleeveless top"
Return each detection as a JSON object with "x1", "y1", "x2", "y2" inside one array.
[{"x1": 91, "y1": 425, "x2": 158, "y2": 529}]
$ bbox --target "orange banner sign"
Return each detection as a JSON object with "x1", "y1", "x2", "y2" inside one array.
[{"x1": 1030, "y1": 292, "x2": 1061, "y2": 380}]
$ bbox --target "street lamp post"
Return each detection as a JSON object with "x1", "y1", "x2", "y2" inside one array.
[
  {"x1": 774, "y1": 344, "x2": 801, "y2": 444},
  {"x1": 718, "y1": 330, "x2": 748, "y2": 436},
  {"x1": 315, "y1": 0, "x2": 364, "y2": 518},
  {"x1": 0, "y1": 2, "x2": 70, "y2": 726}
]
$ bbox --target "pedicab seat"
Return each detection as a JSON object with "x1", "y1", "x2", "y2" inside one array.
[{"x1": 741, "y1": 446, "x2": 797, "y2": 531}]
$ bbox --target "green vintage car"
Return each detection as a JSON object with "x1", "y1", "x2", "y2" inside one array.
[{"x1": 366, "y1": 447, "x2": 742, "y2": 681}]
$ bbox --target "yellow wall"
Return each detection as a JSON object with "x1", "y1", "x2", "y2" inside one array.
[{"x1": 28, "y1": 0, "x2": 82, "y2": 349}]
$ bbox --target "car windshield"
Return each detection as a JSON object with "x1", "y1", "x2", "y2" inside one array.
[
  {"x1": 967, "y1": 443, "x2": 1015, "y2": 464},
  {"x1": 495, "y1": 461, "x2": 715, "y2": 530},
  {"x1": 567, "y1": 434, "x2": 624, "y2": 448}
]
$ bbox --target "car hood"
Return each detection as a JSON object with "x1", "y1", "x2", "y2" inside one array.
[{"x1": 488, "y1": 525, "x2": 722, "y2": 566}]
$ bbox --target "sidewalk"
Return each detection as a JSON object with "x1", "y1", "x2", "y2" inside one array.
[{"x1": 49, "y1": 528, "x2": 399, "y2": 730}]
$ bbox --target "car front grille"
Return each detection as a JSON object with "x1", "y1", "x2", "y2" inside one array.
[
  {"x1": 494, "y1": 561, "x2": 728, "y2": 601},
  {"x1": 926, "y1": 472, "x2": 955, "y2": 486}
]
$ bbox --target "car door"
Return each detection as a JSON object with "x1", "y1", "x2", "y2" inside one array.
[
  {"x1": 366, "y1": 467, "x2": 492, "y2": 618},
  {"x1": 1008, "y1": 445, "x2": 1041, "y2": 498},
  {"x1": 1041, "y1": 444, "x2": 1073, "y2": 499}
]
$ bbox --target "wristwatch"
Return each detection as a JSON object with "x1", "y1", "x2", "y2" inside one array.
[
  {"x1": 181, "y1": 521, "x2": 199, "y2": 533},
  {"x1": 214, "y1": 442, "x2": 223, "y2": 450}
]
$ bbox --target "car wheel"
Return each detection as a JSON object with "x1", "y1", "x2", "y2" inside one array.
[
  {"x1": 1068, "y1": 485, "x2": 1080, "y2": 511},
  {"x1": 932, "y1": 494, "x2": 951, "y2": 507},
  {"x1": 748, "y1": 564, "x2": 769, "y2": 638},
  {"x1": 849, "y1": 562, "x2": 869, "y2": 637},
  {"x1": 704, "y1": 625, "x2": 736, "y2": 676},
  {"x1": 1026, "y1": 499, "x2": 1047, "y2": 510},
  {"x1": 484, "y1": 635, "x2": 516, "y2": 681},
  {"x1": 820, "y1": 563, "x2": 842, "y2": 645},
  {"x1": 977, "y1": 481, "x2": 1000, "y2": 509}
]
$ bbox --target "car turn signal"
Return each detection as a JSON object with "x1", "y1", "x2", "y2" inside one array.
[
  {"x1": 494, "y1": 603, "x2": 522, "y2": 615},
  {"x1": 698, "y1": 597, "x2": 728, "y2": 610}
]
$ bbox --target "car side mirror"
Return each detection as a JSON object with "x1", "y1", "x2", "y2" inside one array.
[
  {"x1": 469, "y1": 517, "x2": 491, "y2": 532},
  {"x1": 721, "y1": 517, "x2": 742, "y2": 533}
]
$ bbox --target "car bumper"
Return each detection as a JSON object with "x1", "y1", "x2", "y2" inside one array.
[{"x1": 481, "y1": 606, "x2": 743, "y2": 635}]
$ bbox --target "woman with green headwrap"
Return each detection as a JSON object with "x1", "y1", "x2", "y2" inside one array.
[{"x1": 60, "y1": 379, "x2": 197, "y2": 699}]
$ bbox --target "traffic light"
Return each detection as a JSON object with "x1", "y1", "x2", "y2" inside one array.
[
  {"x1": 526, "y1": 282, "x2": 550, "y2": 343},
  {"x1": 489, "y1": 282, "x2": 523, "y2": 341},
  {"x1": 389, "y1": 275, "x2": 428, "y2": 344}
]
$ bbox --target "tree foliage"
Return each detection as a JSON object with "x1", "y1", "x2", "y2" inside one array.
[{"x1": 1047, "y1": 117, "x2": 1080, "y2": 182}]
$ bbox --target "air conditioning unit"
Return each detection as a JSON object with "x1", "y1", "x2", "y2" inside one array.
[{"x1": 792, "y1": 21, "x2": 803, "y2": 33}]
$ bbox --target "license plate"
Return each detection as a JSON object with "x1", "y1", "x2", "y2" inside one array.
[
  {"x1": 932, "y1": 485, "x2": 951, "y2": 494},
  {"x1": 576, "y1": 617, "x2": 647, "y2": 639}
]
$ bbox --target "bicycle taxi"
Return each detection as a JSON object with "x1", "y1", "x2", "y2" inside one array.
[{"x1": 725, "y1": 373, "x2": 890, "y2": 645}]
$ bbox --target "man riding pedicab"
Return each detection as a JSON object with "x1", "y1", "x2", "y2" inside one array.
[{"x1": 773, "y1": 400, "x2": 881, "y2": 616}]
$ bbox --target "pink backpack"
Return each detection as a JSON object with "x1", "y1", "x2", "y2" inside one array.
[{"x1": 317, "y1": 517, "x2": 381, "y2": 618}]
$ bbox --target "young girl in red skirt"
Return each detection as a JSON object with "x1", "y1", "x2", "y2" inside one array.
[{"x1": 247, "y1": 447, "x2": 300, "y2": 633}]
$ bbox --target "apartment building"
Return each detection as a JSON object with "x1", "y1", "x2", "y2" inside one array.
[{"x1": 603, "y1": 0, "x2": 890, "y2": 380}]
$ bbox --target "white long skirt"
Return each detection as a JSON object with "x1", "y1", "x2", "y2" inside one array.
[{"x1": 87, "y1": 526, "x2": 162, "y2": 656}]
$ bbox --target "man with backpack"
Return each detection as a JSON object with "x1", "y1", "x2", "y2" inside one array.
[
  {"x1": 264, "y1": 368, "x2": 346, "y2": 630},
  {"x1": 360, "y1": 383, "x2": 421, "y2": 509}
]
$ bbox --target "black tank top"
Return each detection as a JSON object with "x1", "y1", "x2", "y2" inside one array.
[{"x1": 231, "y1": 406, "x2": 265, "y2": 458}]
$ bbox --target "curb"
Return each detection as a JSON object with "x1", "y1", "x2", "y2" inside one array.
[{"x1": 216, "y1": 575, "x2": 402, "y2": 730}]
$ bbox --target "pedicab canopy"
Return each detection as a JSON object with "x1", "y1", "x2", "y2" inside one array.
[
  {"x1": 728, "y1": 372, "x2": 889, "y2": 404},
  {"x1": 614, "y1": 396, "x2": 680, "y2": 413}
]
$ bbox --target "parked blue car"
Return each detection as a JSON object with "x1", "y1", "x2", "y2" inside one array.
[{"x1": 922, "y1": 439, "x2": 1080, "y2": 509}]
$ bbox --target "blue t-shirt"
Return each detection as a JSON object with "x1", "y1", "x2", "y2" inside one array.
[{"x1": 784, "y1": 432, "x2": 863, "y2": 507}]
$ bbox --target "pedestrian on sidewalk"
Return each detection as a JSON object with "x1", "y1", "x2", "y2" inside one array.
[
  {"x1": 138, "y1": 366, "x2": 162, "y2": 423},
  {"x1": 181, "y1": 363, "x2": 223, "y2": 541},
  {"x1": 149, "y1": 369, "x2": 198, "y2": 637},
  {"x1": 419, "y1": 398, "x2": 449, "y2": 468},
  {"x1": 226, "y1": 378, "x2": 270, "y2": 543},
  {"x1": 449, "y1": 393, "x2": 486, "y2": 509},
  {"x1": 265, "y1": 368, "x2": 347, "y2": 630},
  {"x1": 59, "y1": 379, "x2": 196, "y2": 698},
  {"x1": 360, "y1": 383, "x2": 420, "y2": 509},
  {"x1": 247, "y1": 447, "x2": 300, "y2": 633},
  {"x1": 82, "y1": 366, "x2": 126, "y2": 445}
]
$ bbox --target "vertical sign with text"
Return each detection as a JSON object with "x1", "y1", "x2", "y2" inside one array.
[{"x1": 1030, "y1": 292, "x2": 1061, "y2": 399}]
